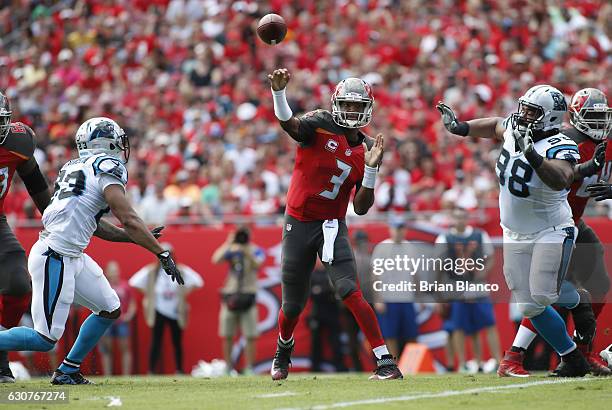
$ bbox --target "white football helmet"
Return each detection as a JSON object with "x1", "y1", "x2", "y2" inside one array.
[
  {"x1": 569, "y1": 88, "x2": 612, "y2": 141},
  {"x1": 511, "y1": 85, "x2": 567, "y2": 135},
  {"x1": 75, "y1": 117, "x2": 130, "y2": 162}
]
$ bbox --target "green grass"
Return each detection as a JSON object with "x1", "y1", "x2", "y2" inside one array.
[{"x1": 0, "y1": 374, "x2": 610, "y2": 409}]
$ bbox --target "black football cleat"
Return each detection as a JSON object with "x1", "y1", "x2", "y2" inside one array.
[
  {"x1": 51, "y1": 369, "x2": 94, "y2": 385},
  {"x1": 0, "y1": 366, "x2": 15, "y2": 383},
  {"x1": 549, "y1": 348, "x2": 590, "y2": 377},
  {"x1": 369, "y1": 355, "x2": 403, "y2": 380},
  {"x1": 270, "y1": 337, "x2": 294, "y2": 381}
]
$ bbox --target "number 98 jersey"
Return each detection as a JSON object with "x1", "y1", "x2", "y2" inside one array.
[
  {"x1": 41, "y1": 154, "x2": 128, "y2": 257},
  {"x1": 496, "y1": 124, "x2": 580, "y2": 235}
]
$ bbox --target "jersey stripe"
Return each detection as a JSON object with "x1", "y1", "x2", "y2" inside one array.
[
  {"x1": 315, "y1": 128, "x2": 335, "y2": 135},
  {"x1": 8, "y1": 150, "x2": 29, "y2": 160},
  {"x1": 546, "y1": 144, "x2": 579, "y2": 159},
  {"x1": 42, "y1": 249, "x2": 64, "y2": 331}
]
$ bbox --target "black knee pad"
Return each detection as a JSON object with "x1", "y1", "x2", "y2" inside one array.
[
  {"x1": 10, "y1": 271, "x2": 32, "y2": 296},
  {"x1": 0, "y1": 252, "x2": 31, "y2": 296},
  {"x1": 281, "y1": 302, "x2": 303, "y2": 319},
  {"x1": 335, "y1": 278, "x2": 358, "y2": 300},
  {"x1": 99, "y1": 307, "x2": 121, "y2": 320}
]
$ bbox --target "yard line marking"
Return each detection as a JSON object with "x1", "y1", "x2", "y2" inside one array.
[
  {"x1": 256, "y1": 392, "x2": 298, "y2": 399},
  {"x1": 276, "y1": 378, "x2": 596, "y2": 410}
]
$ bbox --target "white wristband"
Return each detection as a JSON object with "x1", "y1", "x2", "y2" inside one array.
[
  {"x1": 362, "y1": 165, "x2": 377, "y2": 189},
  {"x1": 271, "y1": 88, "x2": 293, "y2": 121}
]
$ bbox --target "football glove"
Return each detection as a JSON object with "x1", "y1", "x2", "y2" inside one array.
[
  {"x1": 157, "y1": 251, "x2": 185, "y2": 285},
  {"x1": 436, "y1": 102, "x2": 469, "y2": 136},
  {"x1": 151, "y1": 226, "x2": 165, "y2": 239},
  {"x1": 593, "y1": 141, "x2": 607, "y2": 169},
  {"x1": 575, "y1": 141, "x2": 606, "y2": 178},
  {"x1": 586, "y1": 182, "x2": 612, "y2": 201},
  {"x1": 512, "y1": 124, "x2": 535, "y2": 154}
]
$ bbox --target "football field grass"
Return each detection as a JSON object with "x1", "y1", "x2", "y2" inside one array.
[{"x1": 0, "y1": 374, "x2": 610, "y2": 409}]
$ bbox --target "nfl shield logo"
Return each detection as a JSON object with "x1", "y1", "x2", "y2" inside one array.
[
  {"x1": 345, "y1": 148, "x2": 352, "y2": 156},
  {"x1": 286, "y1": 224, "x2": 292, "y2": 231}
]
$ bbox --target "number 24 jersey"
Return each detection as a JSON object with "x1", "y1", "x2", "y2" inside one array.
[
  {"x1": 41, "y1": 153, "x2": 128, "y2": 257},
  {"x1": 496, "y1": 124, "x2": 580, "y2": 235}
]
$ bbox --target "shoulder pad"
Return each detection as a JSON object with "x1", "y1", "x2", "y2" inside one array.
[
  {"x1": 542, "y1": 135, "x2": 579, "y2": 161},
  {"x1": 299, "y1": 110, "x2": 337, "y2": 130},
  {"x1": 92, "y1": 156, "x2": 128, "y2": 185},
  {"x1": 559, "y1": 126, "x2": 589, "y2": 145},
  {"x1": 3, "y1": 122, "x2": 36, "y2": 159}
]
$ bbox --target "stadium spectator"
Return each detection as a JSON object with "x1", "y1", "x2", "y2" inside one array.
[
  {"x1": 138, "y1": 181, "x2": 177, "y2": 226},
  {"x1": 2, "y1": 0, "x2": 609, "y2": 225},
  {"x1": 373, "y1": 219, "x2": 419, "y2": 358},
  {"x1": 212, "y1": 226, "x2": 264, "y2": 375},
  {"x1": 435, "y1": 208, "x2": 501, "y2": 373},
  {"x1": 99, "y1": 261, "x2": 137, "y2": 376},
  {"x1": 129, "y1": 244, "x2": 204, "y2": 374}
]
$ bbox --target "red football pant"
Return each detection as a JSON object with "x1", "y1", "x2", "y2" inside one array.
[{"x1": 0, "y1": 294, "x2": 31, "y2": 329}]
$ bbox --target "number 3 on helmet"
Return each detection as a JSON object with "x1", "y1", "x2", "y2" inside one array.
[
  {"x1": 75, "y1": 117, "x2": 130, "y2": 163},
  {"x1": 331, "y1": 78, "x2": 374, "y2": 129}
]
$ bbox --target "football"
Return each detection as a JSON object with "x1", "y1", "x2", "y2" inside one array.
[{"x1": 256, "y1": 13, "x2": 287, "y2": 45}]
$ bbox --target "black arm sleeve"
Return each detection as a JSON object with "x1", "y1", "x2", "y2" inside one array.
[{"x1": 19, "y1": 162, "x2": 49, "y2": 196}]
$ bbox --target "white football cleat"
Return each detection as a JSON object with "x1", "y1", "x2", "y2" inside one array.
[{"x1": 600, "y1": 344, "x2": 612, "y2": 368}]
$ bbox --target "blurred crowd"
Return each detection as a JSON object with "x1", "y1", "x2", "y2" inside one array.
[{"x1": 1, "y1": 0, "x2": 611, "y2": 224}]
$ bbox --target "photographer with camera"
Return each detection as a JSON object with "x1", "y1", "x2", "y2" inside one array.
[{"x1": 212, "y1": 226, "x2": 265, "y2": 375}]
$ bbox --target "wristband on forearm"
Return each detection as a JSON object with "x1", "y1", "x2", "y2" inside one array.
[
  {"x1": 362, "y1": 165, "x2": 377, "y2": 189},
  {"x1": 453, "y1": 121, "x2": 470, "y2": 136},
  {"x1": 524, "y1": 148, "x2": 544, "y2": 169},
  {"x1": 271, "y1": 88, "x2": 293, "y2": 121},
  {"x1": 575, "y1": 160, "x2": 598, "y2": 178}
]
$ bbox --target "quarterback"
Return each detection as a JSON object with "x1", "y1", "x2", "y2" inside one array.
[
  {"x1": 268, "y1": 68, "x2": 402, "y2": 380},
  {"x1": 437, "y1": 85, "x2": 590, "y2": 376},
  {"x1": 0, "y1": 117, "x2": 184, "y2": 384}
]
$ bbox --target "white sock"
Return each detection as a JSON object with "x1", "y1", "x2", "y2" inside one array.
[
  {"x1": 373, "y1": 345, "x2": 390, "y2": 359},
  {"x1": 512, "y1": 325, "x2": 537, "y2": 350}
]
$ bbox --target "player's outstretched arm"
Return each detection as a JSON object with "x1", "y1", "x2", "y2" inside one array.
[
  {"x1": 573, "y1": 141, "x2": 606, "y2": 182},
  {"x1": 93, "y1": 218, "x2": 163, "y2": 243},
  {"x1": 268, "y1": 68, "x2": 308, "y2": 142},
  {"x1": 104, "y1": 184, "x2": 184, "y2": 284},
  {"x1": 436, "y1": 102, "x2": 505, "y2": 141},
  {"x1": 353, "y1": 134, "x2": 384, "y2": 215},
  {"x1": 16, "y1": 157, "x2": 52, "y2": 214}
]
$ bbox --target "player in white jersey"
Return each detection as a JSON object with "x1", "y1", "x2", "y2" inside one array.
[
  {"x1": 437, "y1": 85, "x2": 591, "y2": 377},
  {"x1": 0, "y1": 117, "x2": 184, "y2": 385}
]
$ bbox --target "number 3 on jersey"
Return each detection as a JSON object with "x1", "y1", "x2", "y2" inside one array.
[
  {"x1": 320, "y1": 159, "x2": 352, "y2": 200},
  {"x1": 496, "y1": 148, "x2": 533, "y2": 198},
  {"x1": 52, "y1": 169, "x2": 86, "y2": 200}
]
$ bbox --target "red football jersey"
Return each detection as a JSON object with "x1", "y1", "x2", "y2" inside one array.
[
  {"x1": 286, "y1": 110, "x2": 369, "y2": 221},
  {"x1": 0, "y1": 122, "x2": 36, "y2": 214},
  {"x1": 565, "y1": 127, "x2": 612, "y2": 223}
]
